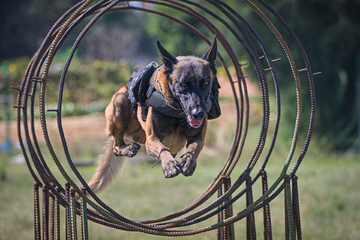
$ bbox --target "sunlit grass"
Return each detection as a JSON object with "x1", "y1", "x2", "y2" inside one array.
[{"x1": 1, "y1": 112, "x2": 360, "y2": 239}]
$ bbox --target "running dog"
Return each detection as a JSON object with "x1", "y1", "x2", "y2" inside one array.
[{"x1": 85, "y1": 38, "x2": 219, "y2": 196}]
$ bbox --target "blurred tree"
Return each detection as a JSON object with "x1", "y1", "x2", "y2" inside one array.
[
  {"x1": 146, "y1": 0, "x2": 360, "y2": 150},
  {"x1": 145, "y1": 2, "x2": 253, "y2": 59},
  {"x1": 81, "y1": 7, "x2": 157, "y2": 64},
  {"x1": 0, "y1": 0, "x2": 79, "y2": 61},
  {"x1": 268, "y1": 0, "x2": 360, "y2": 149},
  {"x1": 0, "y1": 1, "x2": 156, "y2": 63},
  {"x1": 2, "y1": 0, "x2": 359, "y2": 150},
  {"x1": 146, "y1": 4, "x2": 207, "y2": 57}
]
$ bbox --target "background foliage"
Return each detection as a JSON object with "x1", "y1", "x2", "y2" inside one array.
[{"x1": 1, "y1": 0, "x2": 359, "y2": 149}]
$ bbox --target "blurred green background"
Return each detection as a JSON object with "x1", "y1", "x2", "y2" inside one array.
[{"x1": 0, "y1": 0, "x2": 360, "y2": 239}]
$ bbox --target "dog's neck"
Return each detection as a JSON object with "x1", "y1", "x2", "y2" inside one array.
[{"x1": 150, "y1": 65, "x2": 182, "y2": 110}]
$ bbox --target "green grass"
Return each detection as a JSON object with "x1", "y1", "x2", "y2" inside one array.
[
  {"x1": 0, "y1": 125, "x2": 360, "y2": 239},
  {"x1": 295, "y1": 153, "x2": 360, "y2": 239}
]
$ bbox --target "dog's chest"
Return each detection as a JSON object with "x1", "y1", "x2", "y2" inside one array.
[
  {"x1": 158, "y1": 122, "x2": 185, "y2": 153},
  {"x1": 162, "y1": 122, "x2": 203, "y2": 154},
  {"x1": 162, "y1": 133, "x2": 186, "y2": 154}
]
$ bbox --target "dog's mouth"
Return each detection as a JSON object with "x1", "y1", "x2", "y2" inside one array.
[{"x1": 187, "y1": 115, "x2": 204, "y2": 128}]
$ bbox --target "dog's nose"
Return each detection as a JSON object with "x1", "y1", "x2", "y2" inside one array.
[{"x1": 191, "y1": 109, "x2": 205, "y2": 120}]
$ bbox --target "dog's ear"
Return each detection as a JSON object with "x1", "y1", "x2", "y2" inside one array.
[
  {"x1": 202, "y1": 37, "x2": 217, "y2": 73},
  {"x1": 157, "y1": 40, "x2": 178, "y2": 74}
]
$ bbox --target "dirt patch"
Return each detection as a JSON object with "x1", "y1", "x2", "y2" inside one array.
[
  {"x1": 1, "y1": 104, "x2": 237, "y2": 146},
  {"x1": 0, "y1": 78, "x2": 260, "y2": 146},
  {"x1": 0, "y1": 113, "x2": 107, "y2": 146}
]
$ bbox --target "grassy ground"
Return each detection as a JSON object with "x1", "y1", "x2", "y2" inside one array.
[{"x1": 0, "y1": 113, "x2": 360, "y2": 239}]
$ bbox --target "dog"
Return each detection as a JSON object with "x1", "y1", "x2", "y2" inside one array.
[{"x1": 84, "y1": 38, "x2": 219, "y2": 196}]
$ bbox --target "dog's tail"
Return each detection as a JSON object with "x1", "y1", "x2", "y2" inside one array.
[{"x1": 76, "y1": 137, "x2": 124, "y2": 200}]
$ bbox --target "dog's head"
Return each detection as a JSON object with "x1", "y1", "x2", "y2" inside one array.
[{"x1": 156, "y1": 38, "x2": 217, "y2": 128}]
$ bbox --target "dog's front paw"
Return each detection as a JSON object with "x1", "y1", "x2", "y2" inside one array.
[
  {"x1": 180, "y1": 152, "x2": 197, "y2": 176},
  {"x1": 114, "y1": 142, "x2": 141, "y2": 157},
  {"x1": 162, "y1": 158, "x2": 182, "y2": 178}
]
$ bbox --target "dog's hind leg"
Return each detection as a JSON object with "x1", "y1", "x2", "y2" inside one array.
[
  {"x1": 106, "y1": 87, "x2": 141, "y2": 157},
  {"x1": 79, "y1": 87, "x2": 142, "y2": 199}
]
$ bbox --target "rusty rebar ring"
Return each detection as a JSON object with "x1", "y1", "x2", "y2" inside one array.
[{"x1": 15, "y1": 0, "x2": 316, "y2": 237}]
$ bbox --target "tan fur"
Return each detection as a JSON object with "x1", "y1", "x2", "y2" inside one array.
[
  {"x1": 86, "y1": 137, "x2": 124, "y2": 194},
  {"x1": 75, "y1": 137, "x2": 125, "y2": 200}
]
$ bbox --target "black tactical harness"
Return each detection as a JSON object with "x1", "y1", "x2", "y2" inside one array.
[{"x1": 127, "y1": 62, "x2": 221, "y2": 122}]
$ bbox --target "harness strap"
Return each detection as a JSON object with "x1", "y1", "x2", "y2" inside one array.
[
  {"x1": 128, "y1": 62, "x2": 220, "y2": 121},
  {"x1": 145, "y1": 86, "x2": 186, "y2": 119}
]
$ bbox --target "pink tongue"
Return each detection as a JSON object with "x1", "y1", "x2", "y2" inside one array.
[{"x1": 188, "y1": 115, "x2": 203, "y2": 126}]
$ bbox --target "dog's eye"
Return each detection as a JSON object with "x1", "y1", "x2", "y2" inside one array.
[
  {"x1": 181, "y1": 83, "x2": 187, "y2": 87},
  {"x1": 204, "y1": 81, "x2": 209, "y2": 86}
]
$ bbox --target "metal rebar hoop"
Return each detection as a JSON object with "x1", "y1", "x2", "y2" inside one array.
[{"x1": 15, "y1": 0, "x2": 316, "y2": 238}]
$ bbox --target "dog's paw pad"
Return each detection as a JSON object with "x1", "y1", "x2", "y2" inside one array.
[
  {"x1": 162, "y1": 159, "x2": 182, "y2": 178},
  {"x1": 124, "y1": 142, "x2": 141, "y2": 157},
  {"x1": 180, "y1": 153, "x2": 196, "y2": 177},
  {"x1": 114, "y1": 142, "x2": 141, "y2": 157}
]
